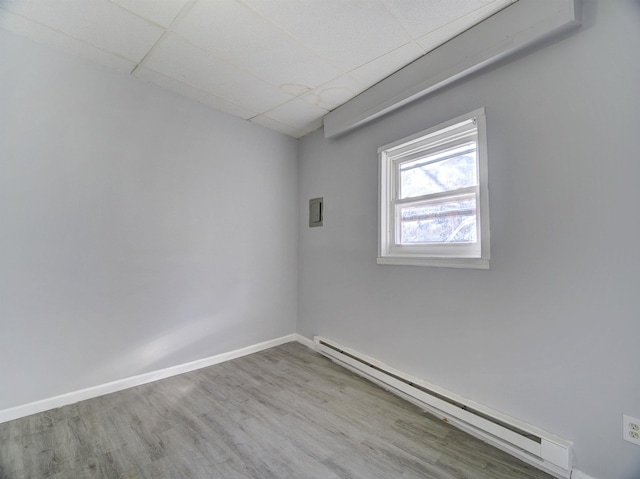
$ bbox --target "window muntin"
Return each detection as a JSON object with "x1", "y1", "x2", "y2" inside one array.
[{"x1": 378, "y1": 109, "x2": 489, "y2": 269}]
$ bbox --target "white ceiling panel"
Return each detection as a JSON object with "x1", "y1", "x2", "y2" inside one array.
[
  {"x1": 173, "y1": 0, "x2": 342, "y2": 90},
  {"x1": 264, "y1": 97, "x2": 328, "y2": 131},
  {"x1": 349, "y1": 42, "x2": 425, "y2": 88},
  {"x1": 249, "y1": 115, "x2": 308, "y2": 138},
  {"x1": 134, "y1": 67, "x2": 258, "y2": 120},
  {"x1": 109, "y1": 0, "x2": 192, "y2": 28},
  {"x1": 0, "y1": 0, "x2": 163, "y2": 62},
  {"x1": 416, "y1": 24, "x2": 470, "y2": 55},
  {"x1": 143, "y1": 33, "x2": 294, "y2": 113},
  {"x1": 0, "y1": 8, "x2": 136, "y2": 74},
  {"x1": 241, "y1": 0, "x2": 412, "y2": 71},
  {"x1": 415, "y1": 0, "x2": 516, "y2": 53},
  {"x1": 301, "y1": 75, "x2": 365, "y2": 112},
  {"x1": 382, "y1": 0, "x2": 514, "y2": 40},
  {"x1": 0, "y1": 0, "x2": 519, "y2": 138}
]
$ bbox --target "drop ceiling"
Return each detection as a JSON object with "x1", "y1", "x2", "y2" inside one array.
[{"x1": 0, "y1": 0, "x2": 515, "y2": 138}]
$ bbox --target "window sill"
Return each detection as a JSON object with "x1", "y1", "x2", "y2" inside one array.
[{"x1": 377, "y1": 256, "x2": 490, "y2": 270}]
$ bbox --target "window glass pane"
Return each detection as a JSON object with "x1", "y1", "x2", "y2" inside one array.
[
  {"x1": 399, "y1": 196, "x2": 477, "y2": 244},
  {"x1": 399, "y1": 143, "x2": 477, "y2": 199}
]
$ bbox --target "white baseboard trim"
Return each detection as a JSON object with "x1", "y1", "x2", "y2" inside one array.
[
  {"x1": 572, "y1": 469, "x2": 598, "y2": 479},
  {"x1": 0, "y1": 334, "x2": 296, "y2": 424},
  {"x1": 294, "y1": 333, "x2": 317, "y2": 350}
]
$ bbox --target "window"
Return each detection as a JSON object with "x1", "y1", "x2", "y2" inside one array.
[{"x1": 378, "y1": 109, "x2": 490, "y2": 269}]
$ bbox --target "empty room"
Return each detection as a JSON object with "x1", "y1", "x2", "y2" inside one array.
[{"x1": 1, "y1": 1, "x2": 638, "y2": 478}]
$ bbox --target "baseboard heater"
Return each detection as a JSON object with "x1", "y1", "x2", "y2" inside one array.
[{"x1": 314, "y1": 336, "x2": 573, "y2": 479}]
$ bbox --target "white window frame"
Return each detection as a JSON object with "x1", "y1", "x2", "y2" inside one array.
[{"x1": 378, "y1": 108, "x2": 490, "y2": 269}]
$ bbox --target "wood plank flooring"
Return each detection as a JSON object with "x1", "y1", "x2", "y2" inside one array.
[{"x1": 0, "y1": 342, "x2": 554, "y2": 479}]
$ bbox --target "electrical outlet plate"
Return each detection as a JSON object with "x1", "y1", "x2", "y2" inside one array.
[{"x1": 623, "y1": 414, "x2": 640, "y2": 445}]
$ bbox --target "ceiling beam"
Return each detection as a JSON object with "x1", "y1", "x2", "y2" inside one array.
[{"x1": 323, "y1": 0, "x2": 581, "y2": 139}]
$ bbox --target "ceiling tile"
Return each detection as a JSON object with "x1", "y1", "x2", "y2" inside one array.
[
  {"x1": 382, "y1": 0, "x2": 511, "y2": 39},
  {"x1": 250, "y1": 115, "x2": 307, "y2": 139},
  {"x1": 242, "y1": 0, "x2": 412, "y2": 71},
  {"x1": 143, "y1": 33, "x2": 294, "y2": 113},
  {"x1": 301, "y1": 76, "x2": 365, "y2": 112},
  {"x1": 109, "y1": 0, "x2": 192, "y2": 28},
  {"x1": 0, "y1": 8, "x2": 136, "y2": 73},
  {"x1": 172, "y1": 0, "x2": 342, "y2": 90},
  {"x1": 0, "y1": 0, "x2": 515, "y2": 139},
  {"x1": 0, "y1": 0, "x2": 163, "y2": 62},
  {"x1": 415, "y1": 0, "x2": 516, "y2": 53},
  {"x1": 416, "y1": 25, "x2": 466, "y2": 54},
  {"x1": 349, "y1": 42, "x2": 425, "y2": 88},
  {"x1": 263, "y1": 97, "x2": 328, "y2": 131},
  {"x1": 134, "y1": 67, "x2": 258, "y2": 120}
]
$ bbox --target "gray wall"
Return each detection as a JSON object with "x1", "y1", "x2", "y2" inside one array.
[
  {"x1": 297, "y1": 2, "x2": 640, "y2": 478},
  {"x1": 0, "y1": 30, "x2": 298, "y2": 410}
]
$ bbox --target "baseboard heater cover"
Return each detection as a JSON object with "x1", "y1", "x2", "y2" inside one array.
[{"x1": 314, "y1": 336, "x2": 573, "y2": 478}]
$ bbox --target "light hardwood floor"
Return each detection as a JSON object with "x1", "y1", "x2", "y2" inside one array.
[{"x1": 0, "y1": 342, "x2": 554, "y2": 479}]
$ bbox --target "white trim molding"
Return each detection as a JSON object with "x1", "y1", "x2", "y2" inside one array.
[
  {"x1": 0, "y1": 334, "x2": 296, "y2": 424},
  {"x1": 294, "y1": 333, "x2": 317, "y2": 350}
]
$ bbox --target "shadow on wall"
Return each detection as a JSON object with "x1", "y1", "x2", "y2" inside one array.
[{"x1": 85, "y1": 314, "x2": 239, "y2": 385}]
